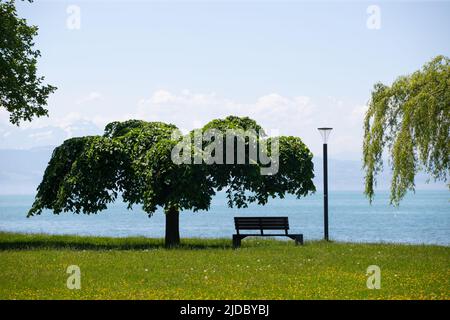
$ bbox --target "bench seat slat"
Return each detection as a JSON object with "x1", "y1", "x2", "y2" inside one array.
[
  {"x1": 236, "y1": 222, "x2": 289, "y2": 225},
  {"x1": 235, "y1": 218, "x2": 288, "y2": 221},
  {"x1": 236, "y1": 225, "x2": 288, "y2": 228},
  {"x1": 235, "y1": 233, "x2": 302, "y2": 236},
  {"x1": 234, "y1": 217, "x2": 290, "y2": 231},
  {"x1": 235, "y1": 226, "x2": 288, "y2": 229}
]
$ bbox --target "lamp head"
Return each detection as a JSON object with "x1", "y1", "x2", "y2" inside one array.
[{"x1": 318, "y1": 127, "x2": 333, "y2": 144}]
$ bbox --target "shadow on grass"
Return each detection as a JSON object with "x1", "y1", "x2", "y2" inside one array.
[
  {"x1": 0, "y1": 233, "x2": 303, "y2": 251},
  {"x1": 0, "y1": 240, "x2": 235, "y2": 251},
  {"x1": 0, "y1": 233, "x2": 237, "y2": 251}
]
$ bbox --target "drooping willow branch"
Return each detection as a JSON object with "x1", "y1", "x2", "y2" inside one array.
[{"x1": 363, "y1": 55, "x2": 449, "y2": 205}]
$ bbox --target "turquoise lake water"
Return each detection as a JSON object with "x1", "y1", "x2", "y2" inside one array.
[{"x1": 0, "y1": 191, "x2": 448, "y2": 245}]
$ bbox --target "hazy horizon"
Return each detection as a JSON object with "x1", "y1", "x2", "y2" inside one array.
[{"x1": 0, "y1": 145, "x2": 446, "y2": 195}]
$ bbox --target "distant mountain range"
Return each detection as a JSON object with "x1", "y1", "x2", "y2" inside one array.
[{"x1": 0, "y1": 146, "x2": 446, "y2": 195}]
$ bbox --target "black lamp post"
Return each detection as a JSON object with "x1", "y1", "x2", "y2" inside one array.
[{"x1": 318, "y1": 127, "x2": 332, "y2": 241}]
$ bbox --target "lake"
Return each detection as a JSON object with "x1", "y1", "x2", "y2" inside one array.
[{"x1": 0, "y1": 191, "x2": 448, "y2": 245}]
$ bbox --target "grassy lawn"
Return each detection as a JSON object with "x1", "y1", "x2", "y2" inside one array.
[{"x1": 0, "y1": 232, "x2": 448, "y2": 300}]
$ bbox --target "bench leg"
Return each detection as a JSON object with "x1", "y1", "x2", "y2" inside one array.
[
  {"x1": 295, "y1": 235, "x2": 304, "y2": 245},
  {"x1": 232, "y1": 235, "x2": 241, "y2": 249}
]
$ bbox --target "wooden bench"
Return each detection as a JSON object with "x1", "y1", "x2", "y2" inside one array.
[{"x1": 233, "y1": 217, "x2": 303, "y2": 248}]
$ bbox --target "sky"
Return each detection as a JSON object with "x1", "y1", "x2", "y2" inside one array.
[{"x1": 1, "y1": 0, "x2": 449, "y2": 161}]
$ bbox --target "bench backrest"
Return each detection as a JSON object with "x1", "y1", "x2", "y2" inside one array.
[{"x1": 234, "y1": 217, "x2": 289, "y2": 234}]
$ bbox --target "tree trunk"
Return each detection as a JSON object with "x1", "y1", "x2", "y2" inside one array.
[{"x1": 165, "y1": 206, "x2": 180, "y2": 247}]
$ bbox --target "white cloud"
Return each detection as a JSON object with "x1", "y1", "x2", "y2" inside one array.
[
  {"x1": 28, "y1": 130, "x2": 54, "y2": 140},
  {"x1": 132, "y1": 90, "x2": 366, "y2": 159},
  {"x1": 76, "y1": 92, "x2": 103, "y2": 105},
  {"x1": 149, "y1": 89, "x2": 175, "y2": 104},
  {"x1": 0, "y1": 90, "x2": 368, "y2": 160}
]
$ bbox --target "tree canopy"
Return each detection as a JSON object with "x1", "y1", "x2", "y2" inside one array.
[
  {"x1": 363, "y1": 55, "x2": 449, "y2": 205},
  {"x1": 29, "y1": 116, "x2": 315, "y2": 246},
  {"x1": 0, "y1": 0, "x2": 56, "y2": 125}
]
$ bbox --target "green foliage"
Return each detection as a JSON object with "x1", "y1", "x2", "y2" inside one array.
[
  {"x1": 262, "y1": 136, "x2": 316, "y2": 201},
  {"x1": 363, "y1": 56, "x2": 450, "y2": 205},
  {"x1": 0, "y1": 0, "x2": 56, "y2": 125},
  {"x1": 197, "y1": 117, "x2": 315, "y2": 208},
  {"x1": 201, "y1": 115, "x2": 265, "y2": 135},
  {"x1": 29, "y1": 116, "x2": 315, "y2": 217}
]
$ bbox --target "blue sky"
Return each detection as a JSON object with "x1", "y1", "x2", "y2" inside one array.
[{"x1": 1, "y1": 0, "x2": 449, "y2": 160}]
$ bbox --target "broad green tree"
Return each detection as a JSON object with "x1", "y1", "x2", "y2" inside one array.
[
  {"x1": 363, "y1": 55, "x2": 449, "y2": 204},
  {"x1": 0, "y1": 0, "x2": 56, "y2": 125},
  {"x1": 29, "y1": 116, "x2": 316, "y2": 247}
]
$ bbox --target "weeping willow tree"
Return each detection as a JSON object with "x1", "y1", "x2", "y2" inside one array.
[{"x1": 363, "y1": 55, "x2": 449, "y2": 205}]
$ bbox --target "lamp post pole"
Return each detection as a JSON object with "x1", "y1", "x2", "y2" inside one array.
[
  {"x1": 323, "y1": 142, "x2": 329, "y2": 241},
  {"x1": 318, "y1": 127, "x2": 332, "y2": 241}
]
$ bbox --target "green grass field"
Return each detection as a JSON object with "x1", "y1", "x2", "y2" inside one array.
[{"x1": 0, "y1": 232, "x2": 448, "y2": 300}]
